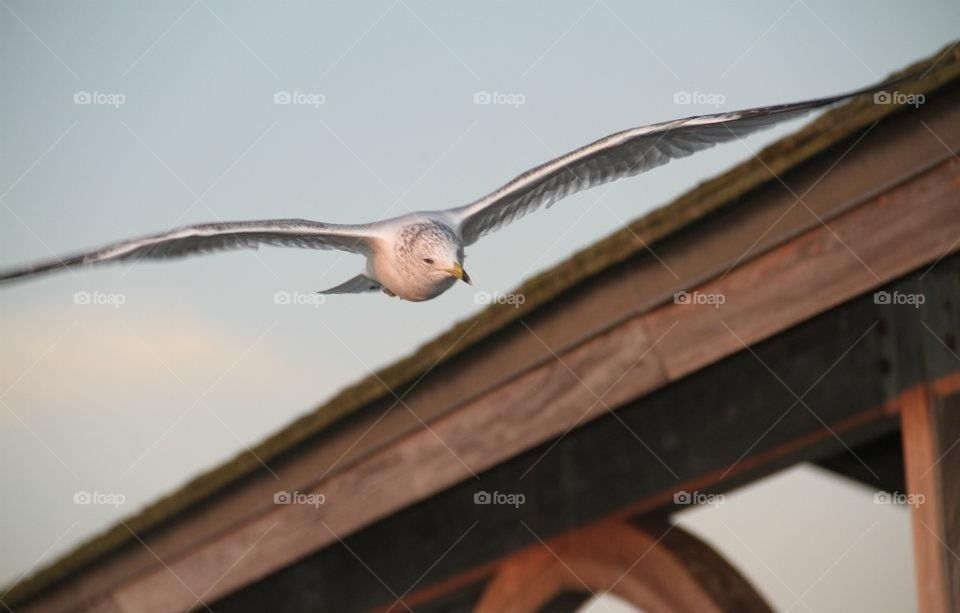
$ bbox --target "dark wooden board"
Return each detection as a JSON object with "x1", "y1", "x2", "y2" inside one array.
[{"x1": 214, "y1": 255, "x2": 960, "y2": 611}]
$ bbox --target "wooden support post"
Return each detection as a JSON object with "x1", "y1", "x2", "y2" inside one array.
[{"x1": 900, "y1": 383, "x2": 960, "y2": 613}]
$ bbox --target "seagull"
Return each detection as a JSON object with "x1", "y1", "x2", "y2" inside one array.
[{"x1": 0, "y1": 78, "x2": 903, "y2": 301}]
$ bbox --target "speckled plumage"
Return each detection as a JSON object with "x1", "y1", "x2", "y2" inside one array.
[{"x1": 368, "y1": 218, "x2": 465, "y2": 301}]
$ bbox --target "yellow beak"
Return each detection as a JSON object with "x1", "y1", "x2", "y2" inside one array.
[{"x1": 449, "y1": 262, "x2": 472, "y2": 285}]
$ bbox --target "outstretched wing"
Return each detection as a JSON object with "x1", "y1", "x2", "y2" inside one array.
[
  {"x1": 0, "y1": 219, "x2": 377, "y2": 283},
  {"x1": 447, "y1": 78, "x2": 897, "y2": 246}
]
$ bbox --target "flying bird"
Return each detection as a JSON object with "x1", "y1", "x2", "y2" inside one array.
[{"x1": 0, "y1": 78, "x2": 906, "y2": 301}]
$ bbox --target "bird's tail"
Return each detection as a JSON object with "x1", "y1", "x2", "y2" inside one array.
[{"x1": 316, "y1": 273, "x2": 382, "y2": 295}]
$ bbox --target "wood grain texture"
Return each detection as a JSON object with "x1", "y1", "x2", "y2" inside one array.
[
  {"x1": 901, "y1": 385, "x2": 960, "y2": 613},
  {"x1": 474, "y1": 519, "x2": 770, "y2": 613}
]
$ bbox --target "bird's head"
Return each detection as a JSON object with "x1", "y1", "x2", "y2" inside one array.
[
  {"x1": 414, "y1": 242, "x2": 471, "y2": 285},
  {"x1": 399, "y1": 222, "x2": 471, "y2": 285}
]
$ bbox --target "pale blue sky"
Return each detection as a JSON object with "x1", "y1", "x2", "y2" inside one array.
[{"x1": 1, "y1": 0, "x2": 956, "y2": 604}]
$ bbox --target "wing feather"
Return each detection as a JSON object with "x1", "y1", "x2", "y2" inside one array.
[
  {"x1": 448, "y1": 76, "x2": 902, "y2": 245},
  {"x1": 0, "y1": 219, "x2": 376, "y2": 283}
]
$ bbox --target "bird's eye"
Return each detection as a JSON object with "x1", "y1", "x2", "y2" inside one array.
[{"x1": 422, "y1": 258, "x2": 434, "y2": 264}]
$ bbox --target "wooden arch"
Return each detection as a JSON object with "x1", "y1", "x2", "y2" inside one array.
[{"x1": 475, "y1": 519, "x2": 771, "y2": 613}]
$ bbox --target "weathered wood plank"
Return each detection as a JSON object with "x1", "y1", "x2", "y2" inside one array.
[{"x1": 644, "y1": 158, "x2": 960, "y2": 381}]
